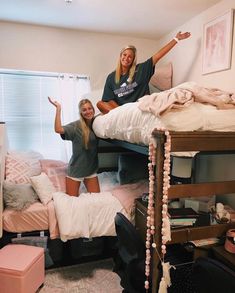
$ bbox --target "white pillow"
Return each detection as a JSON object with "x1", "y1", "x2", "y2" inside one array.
[{"x1": 30, "y1": 172, "x2": 56, "y2": 205}]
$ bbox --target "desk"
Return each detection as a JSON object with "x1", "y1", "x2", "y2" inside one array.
[
  {"x1": 135, "y1": 198, "x2": 212, "y2": 244},
  {"x1": 135, "y1": 199, "x2": 223, "y2": 261}
]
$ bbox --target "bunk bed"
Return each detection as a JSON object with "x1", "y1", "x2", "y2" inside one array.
[
  {"x1": 92, "y1": 91, "x2": 235, "y2": 291},
  {"x1": 99, "y1": 129, "x2": 235, "y2": 292},
  {"x1": 150, "y1": 130, "x2": 235, "y2": 292}
]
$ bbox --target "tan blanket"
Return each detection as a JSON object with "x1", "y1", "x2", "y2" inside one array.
[{"x1": 138, "y1": 82, "x2": 235, "y2": 117}]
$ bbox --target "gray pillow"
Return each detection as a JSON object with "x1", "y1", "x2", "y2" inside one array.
[
  {"x1": 3, "y1": 181, "x2": 39, "y2": 210},
  {"x1": 117, "y1": 154, "x2": 149, "y2": 184}
]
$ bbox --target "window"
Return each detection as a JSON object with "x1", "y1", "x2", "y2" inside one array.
[{"x1": 0, "y1": 70, "x2": 91, "y2": 161}]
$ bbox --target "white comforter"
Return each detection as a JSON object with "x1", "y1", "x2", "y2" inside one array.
[
  {"x1": 52, "y1": 191, "x2": 129, "y2": 242},
  {"x1": 93, "y1": 99, "x2": 235, "y2": 146}
]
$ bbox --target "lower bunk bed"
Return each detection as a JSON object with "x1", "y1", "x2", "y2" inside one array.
[{"x1": 0, "y1": 148, "x2": 149, "y2": 268}]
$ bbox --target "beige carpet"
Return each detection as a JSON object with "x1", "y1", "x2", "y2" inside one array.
[{"x1": 38, "y1": 258, "x2": 123, "y2": 293}]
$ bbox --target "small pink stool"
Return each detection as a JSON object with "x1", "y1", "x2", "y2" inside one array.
[{"x1": 0, "y1": 244, "x2": 45, "y2": 293}]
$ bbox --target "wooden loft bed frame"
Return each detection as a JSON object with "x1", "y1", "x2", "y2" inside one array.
[
  {"x1": 152, "y1": 130, "x2": 235, "y2": 292},
  {"x1": 97, "y1": 138, "x2": 149, "y2": 172},
  {"x1": 99, "y1": 131, "x2": 235, "y2": 292},
  {"x1": 98, "y1": 138, "x2": 148, "y2": 155}
]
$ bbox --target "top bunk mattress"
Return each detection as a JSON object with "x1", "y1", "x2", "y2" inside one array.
[{"x1": 93, "y1": 102, "x2": 235, "y2": 146}]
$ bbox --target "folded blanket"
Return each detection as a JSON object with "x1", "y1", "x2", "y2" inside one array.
[
  {"x1": 138, "y1": 81, "x2": 235, "y2": 117},
  {"x1": 52, "y1": 191, "x2": 129, "y2": 241}
]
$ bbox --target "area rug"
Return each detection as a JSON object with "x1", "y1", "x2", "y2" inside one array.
[{"x1": 38, "y1": 258, "x2": 123, "y2": 293}]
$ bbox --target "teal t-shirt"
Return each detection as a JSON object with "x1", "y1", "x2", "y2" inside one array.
[
  {"x1": 61, "y1": 120, "x2": 98, "y2": 178},
  {"x1": 102, "y1": 58, "x2": 154, "y2": 105}
]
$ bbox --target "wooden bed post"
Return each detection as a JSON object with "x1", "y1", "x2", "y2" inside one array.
[{"x1": 151, "y1": 130, "x2": 167, "y2": 293}]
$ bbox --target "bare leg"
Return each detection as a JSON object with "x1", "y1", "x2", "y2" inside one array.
[
  {"x1": 97, "y1": 100, "x2": 119, "y2": 114},
  {"x1": 66, "y1": 177, "x2": 81, "y2": 196},
  {"x1": 84, "y1": 176, "x2": 100, "y2": 193}
]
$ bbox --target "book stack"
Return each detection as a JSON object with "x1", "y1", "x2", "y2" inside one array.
[{"x1": 169, "y1": 207, "x2": 199, "y2": 228}]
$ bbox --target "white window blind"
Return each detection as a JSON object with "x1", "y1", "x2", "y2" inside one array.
[{"x1": 0, "y1": 70, "x2": 91, "y2": 160}]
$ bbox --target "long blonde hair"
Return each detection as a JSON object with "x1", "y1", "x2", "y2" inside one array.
[
  {"x1": 115, "y1": 45, "x2": 137, "y2": 84},
  {"x1": 78, "y1": 99, "x2": 95, "y2": 149}
]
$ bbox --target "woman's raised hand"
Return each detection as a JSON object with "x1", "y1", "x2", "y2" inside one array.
[
  {"x1": 48, "y1": 97, "x2": 61, "y2": 108},
  {"x1": 175, "y1": 31, "x2": 191, "y2": 41}
]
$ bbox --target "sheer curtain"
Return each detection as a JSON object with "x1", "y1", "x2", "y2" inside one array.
[
  {"x1": 58, "y1": 74, "x2": 91, "y2": 162},
  {"x1": 0, "y1": 70, "x2": 91, "y2": 161}
]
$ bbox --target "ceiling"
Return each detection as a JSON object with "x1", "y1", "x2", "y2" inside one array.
[{"x1": 0, "y1": 0, "x2": 221, "y2": 40}]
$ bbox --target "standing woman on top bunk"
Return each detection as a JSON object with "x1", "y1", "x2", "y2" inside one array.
[
  {"x1": 48, "y1": 97, "x2": 100, "y2": 196},
  {"x1": 97, "y1": 31, "x2": 191, "y2": 114}
]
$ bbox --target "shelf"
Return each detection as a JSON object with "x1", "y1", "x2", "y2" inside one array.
[
  {"x1": 135, "y1": 199, "x2": 235, "y2": 245},
  {"x1": 170, "y1": 223, "x2": 235, "y2": 244},
  {"x1": 168, "y1": 181, "x2": 235, "y2": 199}
]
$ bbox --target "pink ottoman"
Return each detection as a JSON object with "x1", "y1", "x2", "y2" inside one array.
[{"x1": 0, "y1": 244, "x2": 45, "y2": 293}]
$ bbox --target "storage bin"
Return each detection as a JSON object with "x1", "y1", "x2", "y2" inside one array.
[
  {"x1": 69, "y1": 237, "x2": 104, "y2": 259},
  {"x1": 0, "y1": 244, "x2": 44, "y2": 293}
]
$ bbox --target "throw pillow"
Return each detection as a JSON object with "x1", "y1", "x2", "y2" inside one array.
[
  {"x1": 150, "y1": 62, "x2": 173, "y2": 91},
  {"x1": 3, "y1": 181, "x2": 39, "y2": 211},
  {"x1": 5, "y1": 151, "x2": 43, "y2": 184},
  {"x1": 30, "y1": 172, "x2": 56, "y2": 205},
  {"x1": 40, "y1": 159, "x2": 68, "y2": 192}
]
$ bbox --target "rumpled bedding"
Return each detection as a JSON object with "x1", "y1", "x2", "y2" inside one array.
[
  {"x1": 138, "y1": 81, "x2": 235, "y2": 117},
  {"x1": 93, "y1": 82, "x2": 235, "y2": 148},
  {"x1": 52, "y1": 191, "x2": 130, "y2": 242},
  {"x1": 53, "y1": 180, "x2": 148, "y2": 242},
  {"x1": 3, "y1": 172, "x2": 146, "y2": 241}
]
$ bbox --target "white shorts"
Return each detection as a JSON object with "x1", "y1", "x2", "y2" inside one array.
[{"x1": 66, "y1": 173, "x2": 97, "y2": 182}]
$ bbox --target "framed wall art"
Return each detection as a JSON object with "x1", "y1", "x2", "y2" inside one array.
[{"x1": 202, "y1": 9, "x2": 234, "y2": 74}]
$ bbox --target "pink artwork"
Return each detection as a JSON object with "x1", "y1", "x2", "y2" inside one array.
[{"x1": 202, "y1": 9, "x2": 234, "y2": 74}]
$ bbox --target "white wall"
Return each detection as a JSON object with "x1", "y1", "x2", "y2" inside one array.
[
  {"x1": 0, "y1": 21, "x2": 158, "y2": 93},
  {"x1": 157, "y1": 0, "x2": 235, "y2": 92},
  {"x1": 0, "y1": 0, "x2": 234, "y2": 92}
]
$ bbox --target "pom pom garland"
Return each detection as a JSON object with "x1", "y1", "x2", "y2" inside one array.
[{"x1": 144, "y1": 130, "x2": 172, "y2": 292}]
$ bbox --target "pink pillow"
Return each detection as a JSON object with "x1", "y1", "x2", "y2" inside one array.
[
  {"x1": 150, "y1": 62, "x2": 173, "y2": 91},
  {"x1": 40, "y1": 159, "x2": 68, "y2": 192}
]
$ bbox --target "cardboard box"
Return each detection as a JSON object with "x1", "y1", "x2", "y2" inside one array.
[{"x1": 181, "y1": 196, "x2": 216, "y2": 213}]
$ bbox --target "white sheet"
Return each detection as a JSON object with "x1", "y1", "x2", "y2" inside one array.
[
  {"x1": 93, "y1": 102, "x2": 235, "y2": 145},
  {"x1": 52, "y1": 191, "x2": 129, "y2": 242}
]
